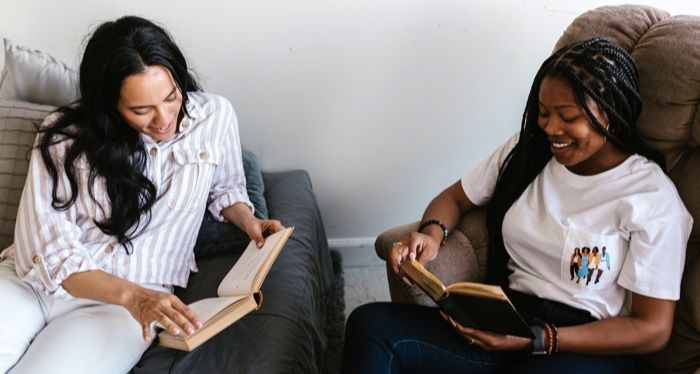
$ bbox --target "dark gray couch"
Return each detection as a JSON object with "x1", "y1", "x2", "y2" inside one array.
[{"x1": 132, "y1": 170, "x2": 335, "y2": 373}]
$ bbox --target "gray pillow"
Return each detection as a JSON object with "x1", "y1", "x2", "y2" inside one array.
[{"x1": 241, "y1": 148, "x2": 268, "y2": 219}]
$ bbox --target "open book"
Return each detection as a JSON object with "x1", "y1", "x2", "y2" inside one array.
[
  {"x1": 400, "y1": 259, "x2": 533, "y2": 338},
  {"x1": 158, "y1": 226, "x2": 294, "y2": 351}
]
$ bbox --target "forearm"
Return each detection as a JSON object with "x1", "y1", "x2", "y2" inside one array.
[
  {"x1": 558, "y1": 315, "x2": 669, "y2": 355},
  {"x1": 61, "y1": 269, "x2": 141, "y2": 307},
  {"x1": 419, "y1": 181, "x2": 475, "y2": 244},
  {"x1": 221, "y1": 202, "x2": 256, "y2": 232},
  {"x1": 557, "y1": 296, "x2": 675, "y2": 355}
]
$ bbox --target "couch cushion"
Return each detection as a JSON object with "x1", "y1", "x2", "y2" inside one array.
[{"x1": 0, "y1": 99, "x2": 54, "y2": 248}]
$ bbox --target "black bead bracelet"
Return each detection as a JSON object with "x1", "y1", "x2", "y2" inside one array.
[{"x1": 418, "y1": 219, "x2": 448, "y2": 246}]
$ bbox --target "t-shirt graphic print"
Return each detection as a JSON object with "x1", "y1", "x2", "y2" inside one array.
[{"x1": 561, "y1": 227, "x2": 621, "y2": 291}]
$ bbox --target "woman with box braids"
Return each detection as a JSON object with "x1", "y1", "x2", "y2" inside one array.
[
  {"x1": 344, "y1": 38, "x2": 691, "y2": 373},
  {"x1": 485, "y1": 37, "x2": 665, "y2": 287}
]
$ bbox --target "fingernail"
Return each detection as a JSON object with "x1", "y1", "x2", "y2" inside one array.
[
  {"x1": 257, "y1": 241, "x2": 263, "y2": 247},
  {"x1": 197, "y1": 321, "x2": 203, "y2": 328},
  {"x1": 187, "y1": 327, "x2": 194, "y2": 335},
  {"x1": 409, "y1": 252, "x2": 416, "y2": 261}
]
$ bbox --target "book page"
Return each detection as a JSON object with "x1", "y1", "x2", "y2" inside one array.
[
  {"x1": 158, "y1": 295, "x2": 247, "y2": 336},
  {"x1": 188, "y1": 295, "x2": 247, "y2": 327},
  {"x1": 217, "y1": 227, "x2": 293, "y2": 296}
]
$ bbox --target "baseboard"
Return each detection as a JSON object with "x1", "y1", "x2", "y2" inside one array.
[{"x1": 328, "y1": 237, "x2": 376, "y2": 248}]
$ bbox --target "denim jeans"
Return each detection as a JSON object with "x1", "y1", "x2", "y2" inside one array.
[{"x1": 342, "y1": 290, "x2": 637, "y2": 373}]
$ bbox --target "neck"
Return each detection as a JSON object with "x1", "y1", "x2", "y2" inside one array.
[{"x1": 567, "y1": 142, "x2": 630, "y2": 176}]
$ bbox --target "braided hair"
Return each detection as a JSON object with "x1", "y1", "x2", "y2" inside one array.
[{"x1": 484, "y1": 38, "x2": 664, "y2": 286}]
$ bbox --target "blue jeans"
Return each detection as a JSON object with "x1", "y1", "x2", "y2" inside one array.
[{"x1": 342, "y1": 290, "x2": 637, "y2": 373}]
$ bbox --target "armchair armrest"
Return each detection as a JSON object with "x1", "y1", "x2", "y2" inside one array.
[{"x1": 374, "y1": 207, "x2": 489, "y2": 306}]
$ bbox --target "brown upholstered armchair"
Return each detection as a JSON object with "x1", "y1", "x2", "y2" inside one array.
[{"x1": 375, "y1": 5, "x2": 700, "y2": 373}]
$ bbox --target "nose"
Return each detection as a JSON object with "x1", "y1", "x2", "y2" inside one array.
[
  {"x1": 541, "y1": 116, "x2": 563, "y2": 135},
  {"x1": 152, "y1": 106, "x2": 169, "y2": 127}
]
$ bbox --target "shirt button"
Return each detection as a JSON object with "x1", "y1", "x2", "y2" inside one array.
[
  {"x1": 105, "y1": 245, "x2": 115, "y2": 254},
  {"x1": 32, "y1": 254, "x2": 41, "y2": 264},
  {"x1": 198, "y1": 151, "x2": 208, "y2": 161},
  {"x1": 181, "y1": 119, "x2": 190, "y2": 129},
  {"x1": 150, "y1": 147, "x2": 158, "y2": 156}
]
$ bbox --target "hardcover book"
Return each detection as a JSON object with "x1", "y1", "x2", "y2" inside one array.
[
  {"x1": 158, "y1": 227, "x2": 294, "y2": 351},
  {"x1": 400, "y1": 259, "x2": 533, "y2": 338}
]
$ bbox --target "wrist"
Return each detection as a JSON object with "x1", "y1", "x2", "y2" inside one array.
[{"x1": 418, "y1": 219, "x2": 448, "y2": 246}]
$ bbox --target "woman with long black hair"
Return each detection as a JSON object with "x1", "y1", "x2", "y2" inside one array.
[
  {"x1": 343, "y1": 38, "x2": 692, "y2": 372},
  {"x1": 0, "y1": 16, "x2": 282, "y2": 373}
]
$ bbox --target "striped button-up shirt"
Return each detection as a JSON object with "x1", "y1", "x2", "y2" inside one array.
[{"x1": 6, "y1": 92, "x2": 252, "y2": 299}]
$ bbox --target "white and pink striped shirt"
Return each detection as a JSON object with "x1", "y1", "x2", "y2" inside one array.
[{"x1": 5, "y1": 92, "x2": 252, "y2": 299}]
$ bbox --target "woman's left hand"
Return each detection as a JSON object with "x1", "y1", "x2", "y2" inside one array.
[
  {"x1": 440, "y1": 312, "x2": 532, "y2": 351},
  {"x1": 245, "y1": 218, "x2": 284, "y2": 248}
]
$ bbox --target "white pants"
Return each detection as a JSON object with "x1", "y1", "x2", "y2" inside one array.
[{"x1": 0, "y1": 254, "x2": 155, "y2": 374}]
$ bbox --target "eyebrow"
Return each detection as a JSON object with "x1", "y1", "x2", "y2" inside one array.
[
  {"x1": 538, "y1": 101, "x2": 580, "y2": 110},
  {"x1": 128, "y1": 86, "x2": 177, "y2": 110}
]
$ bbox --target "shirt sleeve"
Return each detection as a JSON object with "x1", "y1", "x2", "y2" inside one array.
[
  {"x1": 13, "y1": 137, "x2": 101, "y2": 299},
  {"x1": 206, "y1": 95, "x2": 253, "y2": 221},
  {"x1": 460, "y1": 132, "x2": 520, "y2": 206},
  {"x1": 618, "y1": 210, "x2": 693, "y2": 301}
]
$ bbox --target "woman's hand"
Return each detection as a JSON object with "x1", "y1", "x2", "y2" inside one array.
[
  {"x1": 388, "y1": 232, "x2": 440, "y2": 275},
  {"x1": 123, "y1": 285, "x2": 202, "y2": 342},
  {"x1": 440, "y1": 312, "x2": 531, "y2": 351},
  {"x1": 245, "y1": 218, "x2": 284, "y2": 248}
]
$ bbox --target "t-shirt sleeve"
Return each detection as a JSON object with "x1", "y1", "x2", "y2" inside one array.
[
  {"x1": 617, "y1": 187, "x2": 693, "y2": 300},
  {"x1": 460, "y1": 132, "x2": 520, "y2": 206}
]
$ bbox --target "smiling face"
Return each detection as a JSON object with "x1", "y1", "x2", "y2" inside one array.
[
  {"x1": 116, "y1": 65, "x2": 183, "y2": 142},
  {"x1": 537, "y1": 75, "x2": 627, "y2": 175}
]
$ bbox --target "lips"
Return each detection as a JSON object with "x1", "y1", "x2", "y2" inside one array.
[
  {"x1": 550, "y1": 140, "x2": 574, "y2": 155},
  {"x1": 151, "y1": 121, "x2": 173, "y2": 135},
  {"x1": 552, "y1": 141, "x2": 572, "y2": 148}
]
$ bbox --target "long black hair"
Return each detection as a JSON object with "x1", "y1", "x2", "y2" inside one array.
[
  {"x1": 484, "y1": 38, "x2": 664, "y2": 286},
  {"x1": 38, "y1": 16, "x2": 200, "y2": 251}
]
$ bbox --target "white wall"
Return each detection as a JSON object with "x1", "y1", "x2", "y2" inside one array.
[{"x1": 2, "y1": 0, "x2": 699, "y2": 244}]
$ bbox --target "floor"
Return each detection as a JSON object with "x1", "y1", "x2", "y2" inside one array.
[{"x1": 335, "y1": 244, "x2": 391, "y2": 319}]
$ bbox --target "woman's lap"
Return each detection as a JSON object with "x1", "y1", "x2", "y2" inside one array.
[
  {"x1": 343, "y1": 302, "x2": 637, "y2": 374},
  {"x1": 0, "y1": 255, "x2": 151, "y2": 373}
]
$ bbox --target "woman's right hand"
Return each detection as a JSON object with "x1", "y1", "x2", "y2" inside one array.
[
  {"x1": 122, "y1": 286, "x2": 202, "y2": 342},
  {"x1": 388, "y1": 232, "x2": 440, "y2": 275}
]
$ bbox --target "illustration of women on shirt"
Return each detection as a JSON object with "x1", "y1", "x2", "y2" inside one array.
[
  {"x1": 586, "y1": 247, "x2": 600, "y2": 285},
  {"x1": 569, "y1": 247, "x2": 582, "y2": 281},
  {"x1": 595, "y1": 246, "x2": 611, "y2": 284},
  {"x1": 577, "y1": 247, "x2": 590, "y2": 283}
]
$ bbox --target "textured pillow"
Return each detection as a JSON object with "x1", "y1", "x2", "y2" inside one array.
[
  {"x1": 0, "y1": 38, "x2": 79, "y2": 106},
  {"x1": 242, "y1": 148, "x2": 268, "y2": 219},
  {"x1": 0, "y1": 99, "x2": 54, "y2": 249}
]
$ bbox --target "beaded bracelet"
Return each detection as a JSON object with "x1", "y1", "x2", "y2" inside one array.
[
  {"x1": 418, "y1": 219, "x2": 448, "y2": 246},
  {"x1": 551, "y1": 324, "x2": 559, "y2": 354},
  {"x1": 543, "y1": 323, "x2": 554, "y2": 356}
]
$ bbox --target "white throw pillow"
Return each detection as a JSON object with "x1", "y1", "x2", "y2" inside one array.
[{"x1": 0, "y1": 38, "x2": 79, "y2": 106}]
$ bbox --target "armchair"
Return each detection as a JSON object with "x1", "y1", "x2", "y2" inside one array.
[{"x1": 375, "y1": 5, "x2": 700, "y2": 373}]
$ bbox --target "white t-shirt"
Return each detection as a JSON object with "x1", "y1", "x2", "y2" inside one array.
[{"x1": 461, "y1": 133, "x2": 693, "y2": 319}]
